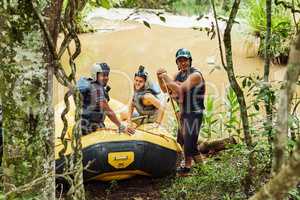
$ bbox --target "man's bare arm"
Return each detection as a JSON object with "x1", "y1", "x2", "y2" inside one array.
[
  {"x1": 142, "y1": 93, "x2": 166, "y2": 124},
  {"x1": 127, "y1": 101, "x2": 135, "y2": 123},
  {"x1": 99, "y1": 100, "x2": 121, "y2": 127}
]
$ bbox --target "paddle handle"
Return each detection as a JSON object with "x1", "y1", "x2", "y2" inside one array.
[{"x1": 161, "y1": 79, "x2": 181, "y2": 130}]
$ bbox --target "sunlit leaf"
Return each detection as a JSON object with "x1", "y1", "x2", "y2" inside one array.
[{"x1": 98, "y1": 0, "x2": 111, "y2": 9}]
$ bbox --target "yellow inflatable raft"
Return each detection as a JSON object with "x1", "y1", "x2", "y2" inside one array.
[{"x1": 55, "y1": 99, "x2": 181, "y2": 181}]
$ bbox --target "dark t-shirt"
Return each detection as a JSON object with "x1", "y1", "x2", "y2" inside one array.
[{"x1": 175, "y1": 67, "x2": 205, "y2": 114}]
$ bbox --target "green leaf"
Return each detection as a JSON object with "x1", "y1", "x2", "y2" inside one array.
[
  {"x1": 247, "y1": 79, "x2": 252, "y2": 87},
  {"x1": 143, "y1": 20, "x2": 151, "y2": 29},
  {"x1": 264, "y1": 95, "x2": 269, "y2": 103},
  {"x1": 242, "y1": 78, "x2": 247, "y2": 88},
  {"x1": 197, "y1": 14, "x2": 204, "y2": 20},
  {"x1": 159, "y1": 16, "x2": 166, "y2": 23},
  {"x1": 254, "y1": 103, "x2": 260, "y2": 111},
  {"x1": 99, "y1": 0, "x2": 111, "y2": 9}
]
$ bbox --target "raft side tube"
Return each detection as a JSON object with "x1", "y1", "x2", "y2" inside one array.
[{"x1": 56, "y1": 140, "x2": 178, "y2": 181}]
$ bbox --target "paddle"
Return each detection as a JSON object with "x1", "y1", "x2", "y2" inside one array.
[{"x1": 161, "y1": 79, "x2": 182, "y2": 130}]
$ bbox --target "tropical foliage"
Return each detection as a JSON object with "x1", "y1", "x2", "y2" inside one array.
[{"x1": 244, "y1": 0, "x2": 293, "y2": 64}]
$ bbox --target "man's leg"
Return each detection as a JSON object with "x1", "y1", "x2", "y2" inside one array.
[
  {"x1": 176, "y1": 115, "x2": 193, "y2": 175},
  {"x1": 182, "y1": 113, "x2": 203, "y2": 166},
  {"x1": 191, "y1": 114, "x2": 203, "y2": 163}
]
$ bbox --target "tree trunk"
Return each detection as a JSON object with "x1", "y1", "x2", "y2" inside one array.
[
  {"x1": 220, "y1": 0, "x2": 255, "y2": 196},
  {"x1": 264, "y1": 0, "x2": 272, "y2": 82},
  {"x1": 250, "y1": 144, "x2": 300, "y2": 200},
  {"x1": 264, "y1": 0, "x2": 273, "y2": 171},
  {"x1": 250, "y1": 36, "x2": 300, "y2": 199},
  {"x1": 211, "y1": 0, "x2": 254, "y2": 195},
  {"x1": 0, "y1": 1, "x2": 62, "y2": 199},
  {"x1": 272, "y1": 34, "x2": 300, "y2": 174},
  {"x1": 198, "y1": 136, "x2": 237, "y2": 154}
]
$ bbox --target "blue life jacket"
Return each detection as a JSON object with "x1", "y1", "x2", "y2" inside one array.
[{"x1": 77, "y1": 77, "x2": 93, "y2": 109}]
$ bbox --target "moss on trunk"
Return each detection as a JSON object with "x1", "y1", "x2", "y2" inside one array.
[{"x1": 0, "y1": 1, "x2": 62, "y2": 199}]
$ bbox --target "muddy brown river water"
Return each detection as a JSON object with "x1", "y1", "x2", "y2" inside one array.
[{"x1": 54, "y1": 17, "x2": 286, "y2": 129}]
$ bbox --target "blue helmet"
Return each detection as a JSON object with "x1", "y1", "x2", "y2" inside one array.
[{"x1": 175, "y1": 48, "x2": 192, "y2": 62}]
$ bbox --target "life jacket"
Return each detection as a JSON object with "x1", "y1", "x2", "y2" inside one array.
[
  {"x1": 77, "y1": 77, "x2": 110, "y2": 123},
  {"x1": 133, "y1": 81, "x2": 161, "y2": 116},
  {"x1": 175, "y1": 67, "x2": 205, "y2": 114},
  {"x1": 77, "y1": 77, "x2": 93, "y2": 110}
]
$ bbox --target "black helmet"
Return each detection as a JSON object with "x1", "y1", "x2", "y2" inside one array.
[{"x1": 134, "y1": 65, "x2": 148, "y2": 80}]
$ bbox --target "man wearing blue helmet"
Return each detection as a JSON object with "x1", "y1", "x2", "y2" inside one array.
[{"x1": 157, "y1": 48, "x2": 205, "y2": 176}]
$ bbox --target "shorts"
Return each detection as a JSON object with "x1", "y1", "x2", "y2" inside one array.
[
  {"x1": 80, "y1": 115, "x2": 105, "y2": 135},
  {"x1": 177, "y1": 112, "x2": 203, "y2": 157}
]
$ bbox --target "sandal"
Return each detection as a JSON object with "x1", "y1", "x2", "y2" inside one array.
[{"x1": 176, "y1": 166, "x2": 191, "y2": 176}]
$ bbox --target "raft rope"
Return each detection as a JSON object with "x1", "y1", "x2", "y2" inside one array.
[{"x1": 94, "y1": 127, "x2": 171, "y2": 142}]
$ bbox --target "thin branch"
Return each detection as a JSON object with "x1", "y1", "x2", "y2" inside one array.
[
  {"x1": 211, "y1": 0, "x2": 227, "y2": 70},
  {"x1": 275, "y1": 0, "x2": 300, "y2": 13},
  {"x1": 292, "y1": 0, "x2": 299, "y2": 34},
  {"x1": 58, "y1": 32, "x2": 73, "y2": 59},
  {"x1": 31, "y1": 1, "x2": 56, "y2": 54},
  {"x1": 5, "y1": 172, "x2": 54, "y2": 198},
  {"x1": 31, "y1": 0, "x2": 75, "y2": 90}
]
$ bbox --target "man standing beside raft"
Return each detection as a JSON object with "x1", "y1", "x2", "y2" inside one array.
[{"x1": 157, "y1": 48, "x2": 205, "y2": 176}]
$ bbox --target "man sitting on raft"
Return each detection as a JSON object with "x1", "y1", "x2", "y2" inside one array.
[
  {"x1": 121, "y1": 66, "x2": 166, "y2": 126},
  {"x1": 79, "y1": 63, "x2": 135, "y2": 135}
]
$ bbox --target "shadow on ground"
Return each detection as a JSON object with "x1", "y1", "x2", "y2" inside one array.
[{"x1": 85, "y1": 176, "x2": 171, "y2": 200}]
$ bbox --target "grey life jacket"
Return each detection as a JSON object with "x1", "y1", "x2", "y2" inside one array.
[
  {"x1": 133, "y1": 81, "x2": 161, "y2": 116},
  {"x1": 77, "y1": 77, "x2": 110, "y2": 124}
]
